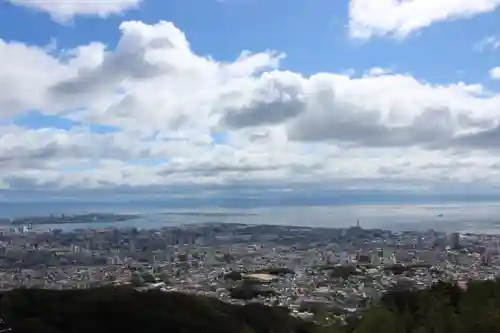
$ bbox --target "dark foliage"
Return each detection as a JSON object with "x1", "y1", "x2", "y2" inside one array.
[
  {"x1": 229, "y1": 284, "x2": 277, "y2": 300},
  {"x1": 328, "y1": 265, "x2": 361, "y2": 279},
  {"x1": 5, "y1": 279, "x2": 500, "y2": 333},
  {"x1": 349, "y1": 279, "x2": 500, "y2": 333},
  {"x1": 224, "y1": 271, "x2": 243, "y2": 280},
  {"x1": 382, "y1": 263, "x2": 410, "y2": 275},
  {"x1": 224, "y1": 267, "x2": 295, "y2": 281},
  {"x1": 0, "y1": 287, "x2": 319, "y2": 333},
  {"x1": 255, "y1": 267, "x2": 295, "y2": 276}
]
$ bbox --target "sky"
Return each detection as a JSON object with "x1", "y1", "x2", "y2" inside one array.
[{"x1": 1, "y1": 0, "x2": 500, "y2": 203}]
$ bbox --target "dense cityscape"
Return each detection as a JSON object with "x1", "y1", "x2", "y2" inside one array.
[{"x1": 0, "y1": 214, "x2": 499, "y2": 322}]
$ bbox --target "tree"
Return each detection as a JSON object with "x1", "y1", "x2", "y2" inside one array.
[
  {"x1": 354, "y1": 306, "x2": 399, "y2": 333},
  {"x1": 0, "y1": 287, "x2": 320, "y2": 333},
  {"x1": 141, "y1": 272, "x2": 157, "y2": 283},
  {"x1": 130, "y1": 272, "x2": 144, "y2": 286}
]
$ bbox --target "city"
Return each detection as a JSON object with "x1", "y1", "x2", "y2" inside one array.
[{"x1": 1, "y1": 216, "x2": 499, "y2": 322}]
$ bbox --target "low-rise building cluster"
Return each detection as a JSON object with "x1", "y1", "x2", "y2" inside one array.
[{"x1": 1, "y1": 218, "x2": 500, "y2": 319}]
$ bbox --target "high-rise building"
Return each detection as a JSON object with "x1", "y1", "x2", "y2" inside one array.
[
  {"x1": 482, "y1": 248, "x2": 493, "y2": 266},
  {"x1": 448, "y1": 232, "x2": 460, "y2": 249}
]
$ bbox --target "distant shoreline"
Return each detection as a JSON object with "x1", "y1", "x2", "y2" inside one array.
[
  {"x1": 0, "y1": 213, "x2": 140, "y2": 226},
  {"x1": 0, "y1": 211, "x2": 259, "y2": 226}
]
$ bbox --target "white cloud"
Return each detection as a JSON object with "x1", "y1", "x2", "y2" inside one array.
[
  {"x1": 8, "y1": 0, "x2": 141, "y2": 22},
  {"x1": 365, "y1": 67, "x2": 392, "y2": 76},
  {"x1": 0, "y1": 38, "x2": 107, "y2": 116},
  {"x1": 476, "y1": 35, "x2": 500, "y2": 51},
  {"x1": 2, "y1": 20, "x2": 500, "y2": 191},
  {"x1": 490, "y1": 67, "x2": 500, "y2": 80},
  {"x1": 0, "y1": 39, "x2": 72, "y2": 115},
  {"x1": 349, "y1": 0, "x2": 500, "y2": 39}
]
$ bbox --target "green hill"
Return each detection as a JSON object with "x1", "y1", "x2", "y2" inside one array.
[
  {"x1": 350, "y1": 279, "x2": 500, "y2": 333},
  {"x1": 3, "y1": 279, "x2": 500, "y2": 333},
  {"x1": 0, "y1": 287, "x2": 318, "y2": 333}
]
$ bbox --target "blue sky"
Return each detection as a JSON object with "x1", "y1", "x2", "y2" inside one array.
[
  {"x1": 2, "y1": 0, "x2": 499, "y2": 131},
  {"x1": 2, "y1": 0, "x2": 499, "y2": 84},
  {"x1": 1, "y1": 0, "x2": 500, "y2": 203}
]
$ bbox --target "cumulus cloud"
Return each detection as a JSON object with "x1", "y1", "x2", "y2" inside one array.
[
  {"x1": 365, "y1": 67, "x2": 392, "y2": 76},
  {"x1": 8, "y1": 0, "x2": 141, "y2": 22},
  {"x1": 0, "y1": 39, "x2": 70, "y2": 115},
  {"x1": 220, "y1": 71, "x2": 306, "y2": 128},
  {"x1": 284, "y1": 75, "x2": 499, "y2": 149},
  {"x1": 349, "y1": 0, "x2": 500, "y2": 39},
  {"x1": 490, "y1": 67, "x2": 500, "y2": 80},
  {"x1": 2, "y1": 20, "x2": 500, "y2": 191}
]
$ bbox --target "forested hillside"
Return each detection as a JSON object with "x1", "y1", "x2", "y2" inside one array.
[{"x1": 2, "y1": 280, "x2": 500, "y2": 333}]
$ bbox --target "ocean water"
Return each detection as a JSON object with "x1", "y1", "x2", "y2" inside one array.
[{"x1": 1, "y1": 201, "x2": 500, "y2": 234}]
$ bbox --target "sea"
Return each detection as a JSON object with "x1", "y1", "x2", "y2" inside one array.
[{"x1": 1, "y1": 201, "x2": 500, "y2": 234}]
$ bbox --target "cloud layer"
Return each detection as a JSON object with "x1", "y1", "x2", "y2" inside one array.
[
  {"x1": 8, "y1": 0, "x2": 141, "y2": 22},
  {"x1": 349, "y1": 0, "x2": 500, "y2": 39},
  {"x1": 2, "y1": 20, "x2": 500, "y2": 192}
]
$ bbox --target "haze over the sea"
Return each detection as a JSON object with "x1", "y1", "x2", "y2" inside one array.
[{"x1": 2, "y1": 199, "x2": 500, "y2": 234}]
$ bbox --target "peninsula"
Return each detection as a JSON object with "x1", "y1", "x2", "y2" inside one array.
[{"x1": 0, "y1": 213, "x2": 140, "y2": 226}]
